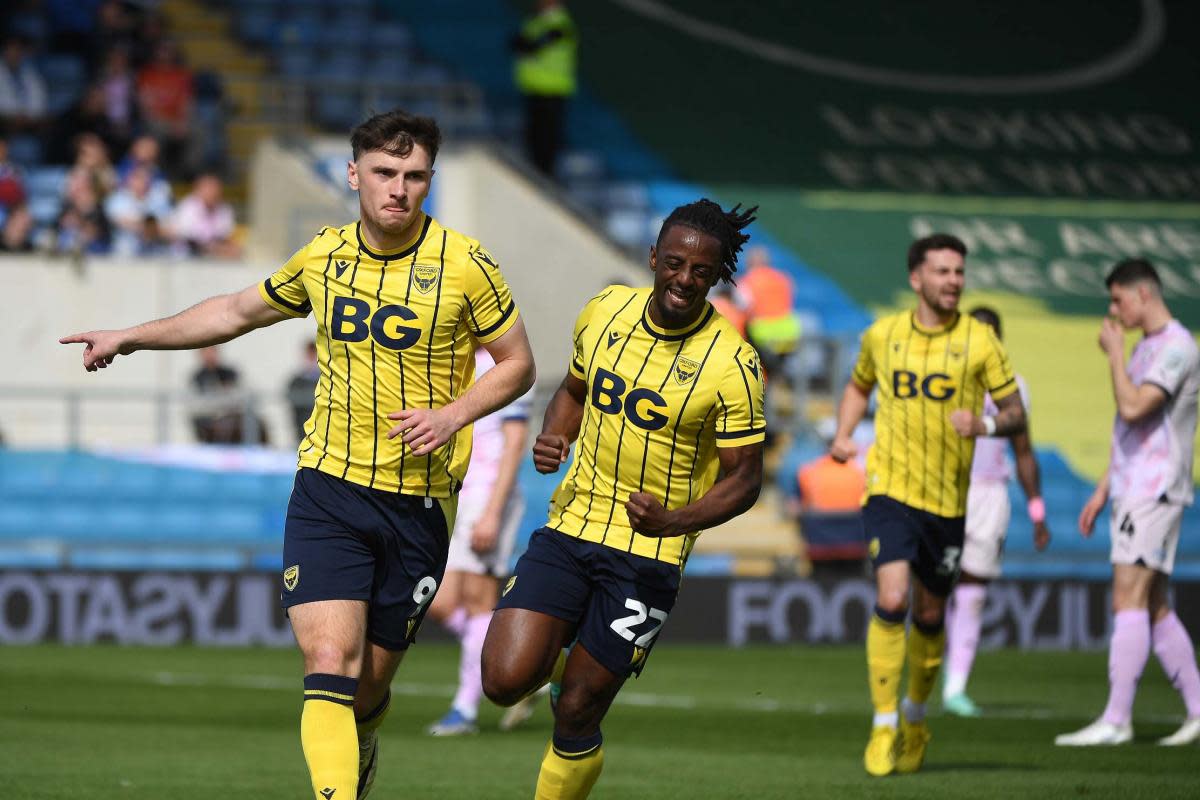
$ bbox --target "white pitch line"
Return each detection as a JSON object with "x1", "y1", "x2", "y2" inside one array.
[{"x1": 145, "y1": 671, "x2": 1189, "y2": 725}]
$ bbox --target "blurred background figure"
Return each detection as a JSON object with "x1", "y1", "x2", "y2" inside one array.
[
  {"x1": 104, "y1": 164, "x2": 173, "y2": 256},
  {"x1": 512, "y1": 0, "x2": 576, "y2": 178},
  {"x1": 136, "y1": 39, "x2": 196, "y2": 179},
  {"x1": 0, "y1": 137, "x2": 27, "y2": 212},
  {"x1": 0, "y1": 34, "x2": 47, "y2": 136},
  {"x1": 190, "y1": 345, "x2": 265, "y2": 445},
  {"x1": 710, "y1": 283, "x2": 748, "y2": 339},
  {"x1": 53, "y1": 169, "x2": 110, "y2": 255},
  {"x1": 171, "y1": 172, "x2": 239, "y2": 258},
  {"x1": 741, "y1": 247, "x2": 803, "y2": 383},
  {"x1": 0, "y1": 203, "x2": 35, "y2": 252},
  {"x1": 284, "y1": 340, "x2": 320, "y2": 443},
  {"x1": 786, "y1": 417, "x2": 868, "y2": 572}
]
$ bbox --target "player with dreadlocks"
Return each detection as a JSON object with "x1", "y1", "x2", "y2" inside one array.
[{"x1": 481, "y1": 198, "x2": 766, "y2": 799}]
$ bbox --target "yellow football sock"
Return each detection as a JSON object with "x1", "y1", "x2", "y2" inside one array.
[
  {"x1": 535, "y1": 734, "x2": 604, "y2": 800},
  {"x1": 867, "y1": 611, "x2": 906, "y2": 715},
  {"x1": 906, "y1": 621, "x2": 946, "y2": 705},
  {"x1": 301, "y1": 674, "x2": 359, "y2": 800},
  {"x1": 551, "y1": 648, "x2": 568, "y2": 685}
]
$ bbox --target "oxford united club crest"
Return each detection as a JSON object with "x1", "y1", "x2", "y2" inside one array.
[
  {"x1": 283, "y1": 564, "x2": 300, "y2": 592},
  {"x1": 673, "y1": 356, "x2": 700, "y2": 386},
  {"x1": 412, "y1": 264, "x2": 441, "y2": 294}
]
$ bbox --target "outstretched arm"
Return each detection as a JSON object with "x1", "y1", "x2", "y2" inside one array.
[
  {"x1": 531, "y1": 371, "x2": 587, "y2": 474},
  {"x1": 387, "y1": 318, "x2": 536, "y2": 456},
  {"x1": 60, "y1": 284, "x2": 291, "y2": 372},
  {"x1": 625, "y1": 442, "x2": 764, "y2": 538}
]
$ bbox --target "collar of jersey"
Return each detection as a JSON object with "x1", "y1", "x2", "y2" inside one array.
[
  {"x1": 640, "y1": 298, "x2": 714, "y2": 341},
  {"x1": 909, "y1": 310, "x2": 960, "y2": 336},
  {"x1": 355, "y1": 215, "x2": 431, "y2": 260}
]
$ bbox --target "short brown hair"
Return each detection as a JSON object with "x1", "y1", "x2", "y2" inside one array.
[
  {"x1": 350, "y1": 109, "x2": 442, "y2": 163},
  {"x1": 907, "y1": 233, "x2": 967, "y2": 272}
]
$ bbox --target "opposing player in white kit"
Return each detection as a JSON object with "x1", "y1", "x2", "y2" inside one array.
[
  {"x1": 942, "y1": 307, "x2": 1051, "y2": 717},
  {"x1": 1057, "y1": 259, "x2": 1200, "y2": 747},
  {"x1": 427, "y1": 349, "x2": 534, "y2": 735}
]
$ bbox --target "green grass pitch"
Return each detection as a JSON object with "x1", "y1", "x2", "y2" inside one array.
[{"x1": 1, "y1": 644, "x2": 1196, "y2": 799}]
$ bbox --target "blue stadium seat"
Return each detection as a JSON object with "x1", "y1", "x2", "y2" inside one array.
[
  {"x1": 317, "y1": 52, "x2": 365, "y2": 81},
  {"x1": 26, "y1": 166, "x2": 68, "y2": 197},
  {"x1": 237, "y1": 8, "x2": 278, "y2": 46},
  {"x1": 0, "y1": 505, "x2": 42, "y2": 539},
  {"x1": 27, "y1": 192, "x2": 60, "y2": 226},
  {"x1": 315, "y1": 91, "x2": 364, "y2": 130},
  {"x1": 367, "y1": 22, "x2": 415, "y2": 51},
  {"x1": 278, "y1": 50, "x2": 317, "y2": 79},
  {"x1": 6, "y1": 135, "x2": 43, "y2": 167},
  {"x1": 161, "y1": 469, "x2": 219, "y2": 500}
]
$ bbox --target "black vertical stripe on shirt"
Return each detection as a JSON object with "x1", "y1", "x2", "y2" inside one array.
[
  {"x1": 716, "y1": 392, "x2": 729, "y2": 433},
  {"x1": 734, "y1": 348, "x2": 756, "y2": 430},
  {"x1": 340, "y1": 252, "x2": 362, "y2": 480},
  {"x1": 313, "y1": 240, "x2": 347, "y2": 472},
  {"x1": 579, "y1": 326, "x2": 637, "y2": 538},
  {"x1": 424, "y1": 232, "x2": 447, "y2": 494},
  {"x1": 936, "y1": 327, "x2": 952, "y2": 512},
  {"x1": 396, "y1": 248, "x2": 420, "y2": 489},
  {"x1": 369, "y1": 257, "x2": 389, "y2": 488},
  {"x1": 919, "y1": 336, "x2": 931, "y2": 506},
  {"x1": 655, "y1": 331, "x2": 721, "y2": 559},
  {"x1": 443, "y1": 322, "x2": 464, "y2": 492},
  {"x1": 890, "y1": 323, "x2": 914, "y2": 501},
  {"x1": 637, "y1": 340, "x2": 686, "y2": 494},
  {"x1": 956, "y1": 322, "x2": 974, "y2": 506},
  {"x1": 599, "y1": 338, "x2": 658, "y2": 544},
  {"x1": 878, "y1": 317, "x2": 900, "y2": 499},
  {"x1": 561, "y1": 297, "x2": 639, "y2": 514},
  {"x1": 468, "y1": 251, "x2": 505, "y2": 308}
]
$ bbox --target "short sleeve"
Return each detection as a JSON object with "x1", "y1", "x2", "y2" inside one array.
[
  {"x1": 259, "y1": 240, "x2": 313, "y2": 318},
  {"x1": 1142, "y1": 340, "x2": 1197, "y2": 398},
  {"x1": 568, "y1": 289, "x2": 608, "y2": 378},
  {"x1": 715, "y1": 345, "x2": 767, "y2": 448},
  {"x1": 464, "y1": 241, "x2": 519, "y2": 344},
  {"x1": 981, "y1": 327, "x2": 1018, "y2": 400},
  {"x1": 850, "y1": 325, "x2": 877, "y2": 390}
]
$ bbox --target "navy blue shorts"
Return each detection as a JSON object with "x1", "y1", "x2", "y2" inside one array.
[
  {"x1": 863, "y1": 495, "x2": 965, "y2": 597},
  {"x1": 281, "y1": 468, "x2": 451, "y2": 651},
  {"x1": 495, "y1": 527, "x2": 682, "y2": 679}
]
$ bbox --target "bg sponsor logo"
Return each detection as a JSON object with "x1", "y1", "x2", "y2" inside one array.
[
  {"x1": 330, "y1": 297, "x2": 421, "y2": 351},
  {"x1": 590, "y1": 367, "x2": 669, "y2": 431}
]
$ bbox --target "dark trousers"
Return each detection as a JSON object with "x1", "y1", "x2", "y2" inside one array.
[{"x1": 524, "y1": 94, "x2": 567, "y2": 177}]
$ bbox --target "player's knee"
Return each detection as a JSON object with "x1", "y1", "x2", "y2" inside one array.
[
  {"x1": 875, "y1": 590, "x2": 908, "y2": 617},
  {"x1": 302, "y1": 640, "x2": 359, "y2": 677},
  {"x1": 480, "y1": 657, "x2": 526, "y2": 707},
  {"x1": 912, "y1": 606, "x2": 944, "y2": 629}
]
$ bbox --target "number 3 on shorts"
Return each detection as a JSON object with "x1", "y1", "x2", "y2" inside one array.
[
  {"x1": 610, "y1": 598, "x2": 669, "y2": 647},
  {"x1": 939, "y1": 546, "x2": 962, "y2": 576}
]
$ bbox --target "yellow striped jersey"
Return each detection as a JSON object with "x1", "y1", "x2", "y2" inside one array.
[
  {"x1": 546, "y1": 285, "x2": 766, "y2": 566},
  {"x1": 851, "y1": 310, "x2": 1017, "y2": 517},
  {"x1": 258, "y1": 215, "x2": 519, "y2": 497}
]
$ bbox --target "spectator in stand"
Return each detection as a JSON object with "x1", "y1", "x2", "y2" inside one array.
[
  {"x1": 740, "y1": 247, "x2": 803, "y2": 379},
  {"x1": 54, "y1": 170, "x2": 111, "y2": 255},
  {"x1": 67, "y1": 132, "x2": 118, "y2": 199},
  {"x1": 171, "y1": 172, "x2": 240, "y2": 258},
  {"x1": 117, "y1": 134, "x2": 171, "y2": 205},
  {"x1": 96, "y1": 46, "x2": 138, "y2": 152},
  {"x1": 46, "y1": 0, "x2": 102, "y2": 58},
  {"x1": 51, "y1": 85, "x2": 126, "y2": 164},
  {"x1": 190, "y1": 345, "x2": 267, "y2": 444},
  {"x1": 0, "y1": 34, "x2": 48, "y2": 136},
  {"x1": 104, "y1": 164, "x2": 173, "y2": 256},
  {"x1": 137, "y1": 39, "x2": 196, "y2": 178},
  {"x1": 710, "y1": 283, "x2": 748, "y2": 338},
  {"x1": 91, "y1": 0, "x2": 140, "y2": 69},
  {"x1": 285, "y1": 340, "x2": 320, "y2": 442},
  {"x1": 0, "y1": 203, "x2": 36, "y2": 252},
  {"x1": 0, "y1": 137, "x2": 27, "y2": 212},
  {"x1": 511, "y1": 0, "x2": 577, "y2": 177}
]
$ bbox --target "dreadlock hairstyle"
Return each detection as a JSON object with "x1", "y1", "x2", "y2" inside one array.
[{"x1": 657, "y1": 198, "x2": 758, "y2": 283}]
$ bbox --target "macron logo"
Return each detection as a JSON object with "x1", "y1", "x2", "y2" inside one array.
[{"x1": 334, "y1": 260, "x2": 351, "y2": 278}]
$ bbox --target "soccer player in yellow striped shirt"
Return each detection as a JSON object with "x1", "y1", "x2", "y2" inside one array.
[
  {"x1": 481, "y1": 199, "x2": 765, "y2": 799},
  {"x1": 61, "y1": 110, "x2": 536, "y2": 800},
  {"x1": 829, "y1": 234, "x2": 1025, "y2": 777}
]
